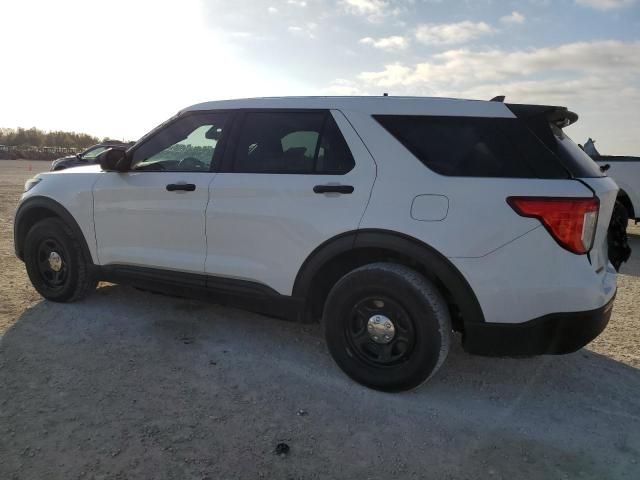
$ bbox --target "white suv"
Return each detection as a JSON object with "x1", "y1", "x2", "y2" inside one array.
[{"x1": 14, "y1": 96, "x2": 618, "y2": 391}]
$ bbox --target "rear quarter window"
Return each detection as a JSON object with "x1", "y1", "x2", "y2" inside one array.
[
  {"x1": 374, "y1": 115, "x2": 569, "y2": 179},
  {"x1": 550, "y1": 125, "x2": 604, "y2": 178}
]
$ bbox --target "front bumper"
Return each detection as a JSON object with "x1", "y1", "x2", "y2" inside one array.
[{"x1": 462, "y1": 294, "x2": 615, "y2": 356}]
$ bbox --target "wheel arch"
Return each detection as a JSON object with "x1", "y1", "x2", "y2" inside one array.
[
  {"x1": 293, "y1": 229, "x2": 485, "y2": 329},
  {"x1": 14, "y1": 196, "x2": 94, "y2": 264}
]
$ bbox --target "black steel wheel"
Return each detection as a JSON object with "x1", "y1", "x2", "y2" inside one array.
[
  {"x1": 346, "y1": 296, "x2": 416, "y2": 367},
  {"x1": 35, "y1": 237, "x2": 69, "y2": 291},
  {"x1": 608, "y1": 201, "x2": 631, "y2": 271},
  {"x1": 324, "y1": 263, "x2": 451, "y2": 392},
  {"x1": 24, "y1": 218, "x2": 96, "y2": 302}
]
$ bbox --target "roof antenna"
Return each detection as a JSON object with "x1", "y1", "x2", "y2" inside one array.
[
  {"x1": 490, "y1": 95, "x2": 505, "y2": 102},
  {"x1": 383, "y1": 92, "x2": 389, "y2": 97}
]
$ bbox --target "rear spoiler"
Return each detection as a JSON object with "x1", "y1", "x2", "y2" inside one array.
[{"x1": 506, "y1": 103, "x2": 578, "y2": 128}]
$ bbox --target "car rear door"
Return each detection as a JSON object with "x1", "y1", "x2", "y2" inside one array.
[
  {"x1": 93, "y1": 111, "x2": 231, "y2": 273},
  {"x1": 204, "y1": 109, "x2": 376, "y2": 294}
]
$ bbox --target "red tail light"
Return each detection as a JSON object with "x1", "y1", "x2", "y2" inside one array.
[{"x1": 507, "y1": 197, "x2": 599, "y2": 254}]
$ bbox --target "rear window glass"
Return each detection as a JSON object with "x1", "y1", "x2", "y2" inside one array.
[
  {"x1": 551, "y1": 126, "x2": 603, "y2": 177},
  {"x1": 374, "y1": 115, "x2": 569, "y2": 179},
  {"x1": 508, "y1": 107, "x2": 604, "y2": 178}
]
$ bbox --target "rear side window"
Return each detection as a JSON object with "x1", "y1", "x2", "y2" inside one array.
[
  {"x1": 374, "y1": 115, "x2": 569, "y2": 179},
  {"x1": 232, "y1": 111, "x2": 355, "y2": 174}
]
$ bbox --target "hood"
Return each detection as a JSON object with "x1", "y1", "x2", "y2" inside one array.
[
  {"x1": 51, "y1": 154, "x2": 77, "y2": 165},
  {"x1": 49, "y1": 164, "x2": 102, "y2": 174},
  {"x1": 54, "y1": 154, "x2": 77, "y2": 162}
]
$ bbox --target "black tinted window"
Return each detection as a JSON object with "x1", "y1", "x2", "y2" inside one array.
[
  {"x1": 317, "y1": 115, "x2": 355, "y2": 174},
  {"x1": 374, "y1": 115, "x2": 569, "y2": 179},
  {"x1": 233, "y1": 112, "x2": 354, "y2": 174},
  {"x1": 507, "y1": 105, "x2": 603, "y2": 178}
]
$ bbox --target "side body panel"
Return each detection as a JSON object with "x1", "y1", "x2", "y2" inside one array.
[
  {"x1": 347, "y1": 109, "x2": 596, "y2": 259},
  {"x1": 93, "y1": 172, "x2": 215, "y2": 272},
  {"x1": 204, "y1": 110, "x2": 376, "y2": 294},
  {"x1": 451, "y1": 227, "x2": 617, "y2": 324}
]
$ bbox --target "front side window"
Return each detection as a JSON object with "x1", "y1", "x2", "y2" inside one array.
[
  {"x1": 232, "y1": 111, "x2": 355, "y2": 174},
  {"x1": 131, "y1": 113, "x2": 228, "y2": 172}
]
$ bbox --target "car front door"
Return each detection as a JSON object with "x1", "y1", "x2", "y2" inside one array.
[
  {"x1": 93, "y1": 111, "x2": 230, "y2": 273},
  {"x1": 204, "y1": 109, "x2": 377, "y2": 294}
]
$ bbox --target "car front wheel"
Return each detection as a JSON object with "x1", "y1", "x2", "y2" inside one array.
[
  {"x1": 24, "y1": 218, "x2": 96, "y2": 302},
  {"x1": 323, "y1": 263, "x2": 451, "y2": 392}
]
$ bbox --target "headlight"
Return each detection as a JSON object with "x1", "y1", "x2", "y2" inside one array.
[{"x1": 24, "y1": 177, "x2": 42, "y2": 192}]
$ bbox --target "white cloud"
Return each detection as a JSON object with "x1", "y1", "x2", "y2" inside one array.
[
  {"x1": 500, "y1": 11, "x2": 525, "y2": 24},
  {"x1": 288, "y1": 22, "x2": 318, "y2": 38},
  {"x1": 415, "y1": 21, "x2": 494, "y2": 45},
  {"x1": 341, "y1": 0, "x2": 388, "y2": 15},
  {"x1": 575, "y1": 0, "x2": 636, "y2": 9},
  {"x1": 287, "y1": 0, "x2": 308, "y2": 6},
  {"x1": 356, "y1": 41, "x2": 640, "y2": 88},
  {"x1": 324, "y1": 79, "x2": 367, "y2": 95},
  {"x1": 343, "y1": 40, "x2": 640, "y2": 154},
  {"x1": 340, "y1": 0, "x2": 400, "y2": 22},
  {"x1": 267, "y1": 6, "x2": 278, "y2": 14},
  {"x1": 360, "y1": 35, "x2": 409, "y2": 51}
]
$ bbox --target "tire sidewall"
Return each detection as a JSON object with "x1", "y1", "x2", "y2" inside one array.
[
  {"x1": 24, "y1": 219, "x2": 83, "y2": 302},
  {"x1": 324, "y1": 265, "x2": 448, "y2": 392}
]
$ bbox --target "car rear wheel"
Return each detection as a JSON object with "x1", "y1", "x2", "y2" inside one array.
[
  {"x1": 24, "y1": 218, "x2": 96, "y2": 302},
  {"x1": 608, "y1": 200, "x2": 631, "y2": 271},
  {"x1": 323, "y1": 263, "x2": 451, "y2": 392}
]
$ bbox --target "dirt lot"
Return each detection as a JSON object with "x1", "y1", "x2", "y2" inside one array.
[{"x1": 1, "y1": 159, "x2": 639, "y2": 479}]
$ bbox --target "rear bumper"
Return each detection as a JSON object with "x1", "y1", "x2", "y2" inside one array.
[{"x1": 462, "y1": 294, "x2": 615, "y2": 356}]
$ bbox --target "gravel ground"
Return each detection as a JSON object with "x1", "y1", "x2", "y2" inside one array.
[{"x1": 1, "y1": 159, "x2": 639, "y2": 479}]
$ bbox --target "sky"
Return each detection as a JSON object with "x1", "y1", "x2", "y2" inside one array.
[{"x1": 1, "y1": 0, "x2": 639, "y2": 154}]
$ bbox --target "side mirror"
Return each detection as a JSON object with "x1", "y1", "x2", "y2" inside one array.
[{"x1": 98, "y1": 148, "x2": 129, "y2": 172}]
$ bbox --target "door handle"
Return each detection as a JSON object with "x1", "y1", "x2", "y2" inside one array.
[
  {"x1": 313, "y1": 184, "x2": 354, "y2": 194},
  {"x1": 166, "y1": 183, "x2": 196, "y2": 192}
]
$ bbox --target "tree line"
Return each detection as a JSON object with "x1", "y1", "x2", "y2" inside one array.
[{"x1": 0, "y1": 127, "x2": 122, "y2": 149}]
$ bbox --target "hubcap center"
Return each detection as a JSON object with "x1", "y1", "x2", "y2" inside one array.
[
  {"x1": 367, "y1": 314, "x2": 395, "y2": 344},
  {"x1": 48, "y1": 251, "x2": 63, "y2": 272}
]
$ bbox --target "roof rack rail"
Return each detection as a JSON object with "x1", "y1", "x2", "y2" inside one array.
[{"x1": 490, "y1": 95, "x2": 505, "y2": 102}]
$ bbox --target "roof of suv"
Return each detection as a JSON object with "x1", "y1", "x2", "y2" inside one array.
[{"x1": 183, "y1": 96, "x2": 515, "y2": 118}]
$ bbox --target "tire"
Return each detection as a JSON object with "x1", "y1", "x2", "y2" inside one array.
[
  {"x1": 24, "y1": 217, "x2": 96, "y2": 302},
  {"x1": 608, "y1": 201, "x2": 631, "y2": 271},
  {"x1": 323, "y1": 262, "x2": 451, "y2": 392}
]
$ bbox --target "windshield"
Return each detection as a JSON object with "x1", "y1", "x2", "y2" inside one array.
[{"x1": 79, "y1": 145, "x2": 109, "y2": 160}]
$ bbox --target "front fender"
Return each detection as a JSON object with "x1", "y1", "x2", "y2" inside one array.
[{"x1": 14, "y1": 196, "x2": 96, "y2": 264}]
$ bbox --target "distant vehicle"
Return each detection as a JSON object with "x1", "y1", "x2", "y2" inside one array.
[
  {"x1": 16, "y1": 96, "x2": 618, "y2": 391},
  {"x1": 582, "y1": 138, "x2": 637, "y2": 270},
  {"x1": 50, "y1": 142, "x2": 132, "y2": 171}
]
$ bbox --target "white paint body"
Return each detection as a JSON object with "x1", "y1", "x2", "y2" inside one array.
[{"x1": 20, "y1": 96, "x2": 618, "y2": 325}]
